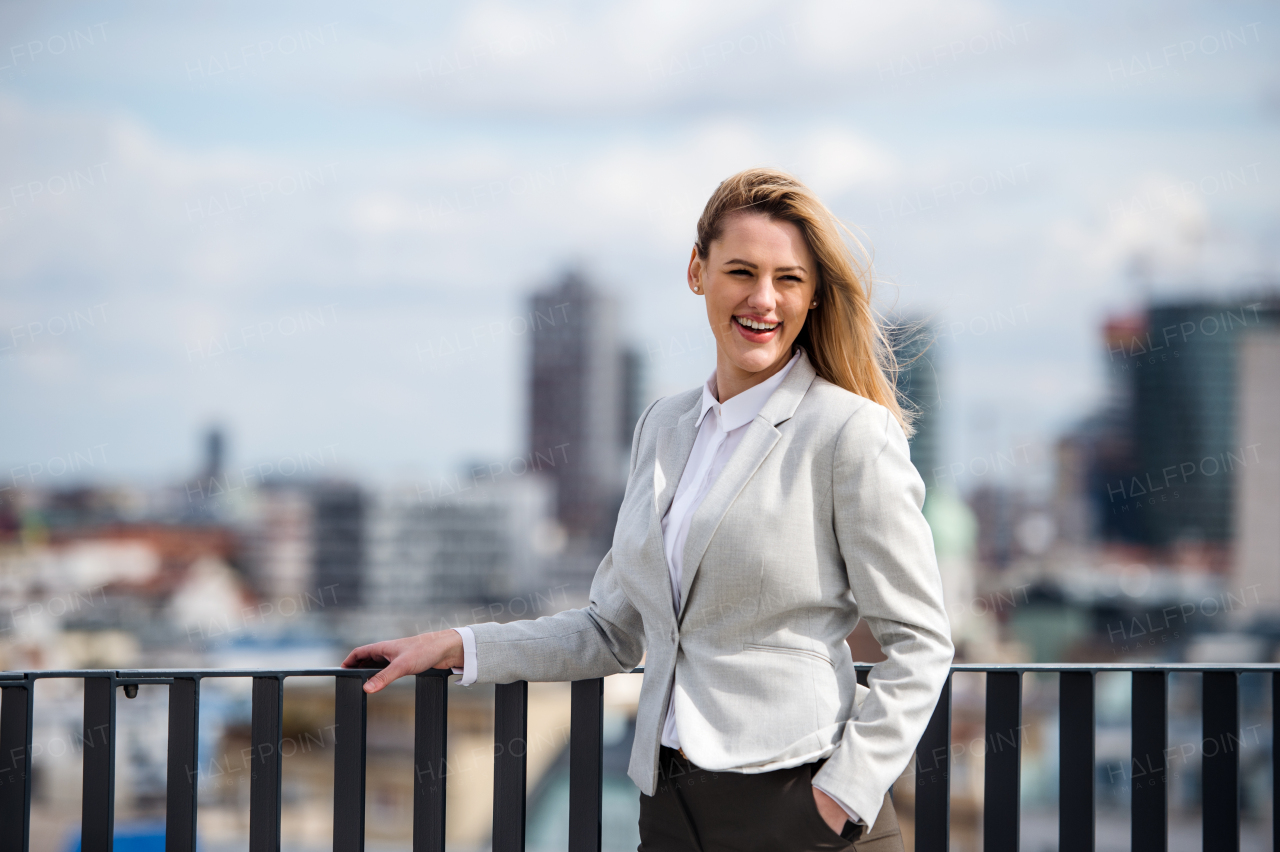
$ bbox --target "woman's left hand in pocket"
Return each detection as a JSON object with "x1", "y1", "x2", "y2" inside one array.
[{"x1": 812, "y1": 786, "x2": 847, "y2": 834}]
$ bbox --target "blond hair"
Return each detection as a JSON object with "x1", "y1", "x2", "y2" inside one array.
[{"x1": 695, "y1": 167, "x2": 914, "y2": 436}]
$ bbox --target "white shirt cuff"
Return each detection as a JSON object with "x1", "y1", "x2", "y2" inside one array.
[
  {"x1": 811, "y1": 781, "x2": 864, "y2": 827},
  {"x1": 450, "y1": 626, "x2": 477, "y2": 685}
]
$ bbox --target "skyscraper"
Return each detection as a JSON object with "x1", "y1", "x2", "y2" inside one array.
[
  {"x1": 528, "y1": 270, "x2": 638, "y2": 553},
  {"x1": 889, "y1": 319, "x2": 942, "y2": 488}
]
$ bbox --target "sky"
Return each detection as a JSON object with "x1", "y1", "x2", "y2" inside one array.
[{"x1": 1, "y1": 1, "x2": 1277, "y2": 496}]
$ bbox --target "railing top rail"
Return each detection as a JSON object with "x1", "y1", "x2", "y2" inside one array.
[
  {"x1": 0, "y1": 666, "x2": 404, "y2": 681},
  {"x1": 1, "y1": 662, "x2": 1277, "y2": 680}
]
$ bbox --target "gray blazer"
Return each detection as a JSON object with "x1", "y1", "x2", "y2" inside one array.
[{"x1": 468, "y1": 348, "x2": 954, "y2": 827}]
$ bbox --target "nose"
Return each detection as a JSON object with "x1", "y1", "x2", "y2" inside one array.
[{"x1": 745, "y1": 275, "x2": 778, "y2": 313}]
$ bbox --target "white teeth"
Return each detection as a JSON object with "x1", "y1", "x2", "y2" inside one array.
[{"x1": 736, "y1": 316, "x2": 778, "y2": 331}]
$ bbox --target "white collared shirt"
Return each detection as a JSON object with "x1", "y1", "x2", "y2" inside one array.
[{"x1": 451, "y1": 347, "x2": 861, "y2": 825}]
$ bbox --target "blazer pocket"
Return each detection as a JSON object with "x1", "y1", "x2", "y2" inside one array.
[{"x1": 743, "y1": 642, "x2": 836, "y2": 669}]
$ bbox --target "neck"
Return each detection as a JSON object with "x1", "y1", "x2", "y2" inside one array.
[{"x1": 713, "y1": 348, "x2": 794, "y2": 403}]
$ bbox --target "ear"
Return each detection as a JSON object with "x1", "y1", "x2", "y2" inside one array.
[{"x1": 687, "y1": 246, "x2": 702, "y2": 293}]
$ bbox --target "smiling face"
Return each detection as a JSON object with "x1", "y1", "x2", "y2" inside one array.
[{"x1": 688, "y1": 211, "x2": 818, "y2": 401}]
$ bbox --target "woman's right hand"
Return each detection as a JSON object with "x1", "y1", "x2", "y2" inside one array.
[{"x1": 342, "y1": 629, "x2": 465, "y2": 694}]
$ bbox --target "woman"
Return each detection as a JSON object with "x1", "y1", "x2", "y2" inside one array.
[{"x1": 344, "y1": 168, "x2": 954, "y2": 851}]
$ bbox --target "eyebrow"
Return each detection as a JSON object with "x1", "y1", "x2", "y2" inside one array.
[{"x1": 724, "y1": 258, "x2": 808, "y2": 274}]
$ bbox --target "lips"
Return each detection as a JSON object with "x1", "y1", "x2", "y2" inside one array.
[{"x1": 732, "y1": 314, "x2": 780, "y2": 341}]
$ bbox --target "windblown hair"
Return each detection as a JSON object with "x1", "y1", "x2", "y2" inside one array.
[{"x1": 695, "y1": 167, "x2": 915, "y2": 436}]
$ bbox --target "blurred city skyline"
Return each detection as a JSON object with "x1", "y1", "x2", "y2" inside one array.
[{"x1": 2, "y1": 2, "x2": 1277, "y2": 494}]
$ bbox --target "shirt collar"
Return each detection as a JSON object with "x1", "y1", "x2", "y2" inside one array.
[{"x1": 697, "y1": 348, "x2": 803, "y2": 433}]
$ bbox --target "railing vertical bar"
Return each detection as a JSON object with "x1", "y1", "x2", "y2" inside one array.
[
  {"x1": 333, "y1": 676, "x2": 368, "y2": 852},
  {"x1": 492, "y1": 680, "x2": 528, "y2": 852},
  {"x1": 413, "y1": 672, "x2": 448, "y2": 852},
  {"x1": 1202, "y1": 670, "x2": 1239, "y2": 851},
  {"x1": 1274, "y1": 672, "x2": 1279, "y2": 852},
  {"x1": 250, "y1": 676, "x2": 284, "y2": 852},
  {"x1": 1059, "y1": 671, "x2": 1095, "y2": 852},
  {"x1": 569, "y1": 678, "x2": 604, "y2": 852},
  {"x1": 1131, "y1": 670, "x2": 1167, "y2": 852},
  {"x1": 983, "y1": 671, "x2": 1021, "y2": 852},
  {"x1": 0, "y1": 680, "x2": 34, "y2": 852},
  {"x1": 915, "y1": 672, "x2": 952, "y2": 852},
  {"x1": 81, "y1": 676, "x2": 117, "y2": 852},
  {"x1": 165, "y1": 677, "x2": 200, "y2": 852}
]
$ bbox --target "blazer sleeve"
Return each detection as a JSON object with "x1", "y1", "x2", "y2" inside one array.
[
  {"x1": 464, "y1": 398, "x2": 660, "y2": 683},
  {"x1": 810, "y1": 403, "x2": 955, "y2": 827}
]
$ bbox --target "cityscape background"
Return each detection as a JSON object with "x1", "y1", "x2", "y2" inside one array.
[{"x1": 1, "y1": 2, "x2": 1278, "y2": 851}]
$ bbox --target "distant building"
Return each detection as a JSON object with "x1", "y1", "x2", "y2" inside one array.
[
  {"x1": 311, "y1": 483, "x2": 364, "y2": 608},
  {"x1": 362, "y1": 477, "x2": 556, "y2": 612},
  {"x1": 1058, "y1": 295, "x2": 1279, "y2": 560},
  {"x1": 247, "y1": 481, "x2": 363, "y2": 607},
  {"x1": 528, "y1": 271, "x2": 641, "y2": 555},
  {"x1": 889, "y1": 320, "x2": 942, "y2": 487},
  {"x1": 1232, "y1": 330, "x2": 1280, "y2": 614}
]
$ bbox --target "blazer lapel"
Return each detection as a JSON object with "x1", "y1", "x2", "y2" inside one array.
[
  {"x1": 653, "y1": 405, "x2": 700, "y2": 519},
  {"x1": 676, "y1": 350, "x2": 818, "y2": 621}
]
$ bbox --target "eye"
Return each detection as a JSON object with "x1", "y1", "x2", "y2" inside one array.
[{"x1": 728, "y1": 268, "x2": 751, "y2": 276}]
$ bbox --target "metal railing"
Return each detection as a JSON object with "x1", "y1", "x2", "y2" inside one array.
[{"x1": 0, "y1": 663, "x2": 1275, "y2": 852}]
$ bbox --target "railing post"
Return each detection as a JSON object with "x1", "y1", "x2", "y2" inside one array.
[
  {"x1": 250, "y1": 676, "x2": 284, "y2": 852},
  {"x1": 569, "y1": 678, "x2": 604, "y2": 852},
  {"x1": 1058, "y1": 671, "x2": 1095, "y2": 852},
  {"x1": 1131, "y1": 670, "x2": 1167, "y2": 852},
  {"x1": 983, "y1": 671, "x2": 1021, "y2": 852},
  {"x1": 334, "y1": 675, "x2": 368, "y2": 852},
  {"x1": 82, "y1": 676, "x2": 117, "y2": 852},
  {"x1": 0, "y1": 679, "x2": 34, "y2": 852},
  {"x1": 492, "y1": 681, "x2": 528, "y2": 852},
  {"x1": 1202, "y1": 670, "x2": 1239, "y2": 850},
  {"x1": 915, "y1": 672, "x2": 952, "y2": 852},
  {"x1": 165, "y1": 677, "x2": 201, "y2": 852},
  {"x1": 414, "y1": 671, "x2": 449, "y2": 852}
]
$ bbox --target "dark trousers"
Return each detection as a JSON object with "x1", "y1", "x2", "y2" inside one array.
[{"x1": 638, "y1": 746, "x2": 903, "y2": 851}]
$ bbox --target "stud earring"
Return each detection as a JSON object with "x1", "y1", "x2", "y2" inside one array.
[
  {"x1": 694, "y1": 286, "x2": 702, "y2": 294},
  {"x1": 810, "y1": 300, "x2": 818, "y2": 308}
]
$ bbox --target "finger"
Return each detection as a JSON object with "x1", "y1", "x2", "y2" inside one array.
[
  {"x1": 364, "y1": 657, "x2": 411, "y2": 694},
  {"x1": 341, "y1": 645, "x2": 374, "y2": 668},
  {"x1": 342, "y1": 643, "x2": 388, "y2": 668}
]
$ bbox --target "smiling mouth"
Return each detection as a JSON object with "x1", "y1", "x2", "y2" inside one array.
[{"x1": 733, "y1": 316, "x2": 780, "y2": 333}]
